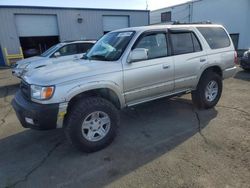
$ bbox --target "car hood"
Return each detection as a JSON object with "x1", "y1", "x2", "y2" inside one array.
[
  {"x1": 22, "y1": 59, "x2": 121, "y2": 85},
  {"x1": 16, "y1": 56, "x2": 47, "y2": 69}
]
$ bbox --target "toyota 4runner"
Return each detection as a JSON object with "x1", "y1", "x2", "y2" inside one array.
[{"x1": 12, "y1": 24, "x2": 237, "y2": 152}]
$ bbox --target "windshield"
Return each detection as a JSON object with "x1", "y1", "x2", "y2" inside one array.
[
  {"x1": 40, "y1": 44, "x2": 62, "y2": 57},
  {"x1": 83, "y1": 31, "x2": 135, "y2": 61}
]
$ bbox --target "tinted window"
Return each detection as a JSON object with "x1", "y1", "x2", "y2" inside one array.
[
  {"x1": 192, "y1": 33, "x2": 202, "y2": 52},
  {"x1": 78, "y1": 43, "x2": 94, "y2": 53},
  {"x1": 170, "y1": 32, "x2": 201, "y2": 55},
  {"x1": 58, "y1": 44, "x2": 78, "y2": 56},
  {"x1": 230, "y1": 33, "x2": 239, "y2": 50},
  {"x1": 197, "y1": 27, "x2": 230, "y2": 49},
  {"x1": 134, "y1": 33, "x2": 168, "y2": 59}
]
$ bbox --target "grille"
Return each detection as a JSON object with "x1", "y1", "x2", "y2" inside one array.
[{"x1": 20, "y1": 80, "x2": 30, "y2": 99}]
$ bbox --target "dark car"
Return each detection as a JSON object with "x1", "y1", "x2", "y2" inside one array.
[{"x1": 240, "y1": 49, "x2": 250, "y2": 71}]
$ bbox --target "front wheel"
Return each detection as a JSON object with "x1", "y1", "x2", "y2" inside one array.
[
  {"x1": 65, "y1": 97, "x2": 119, "y2": 153},
  {"x1": 192, "y1": 71, "x2": 222, "y2": 109}
]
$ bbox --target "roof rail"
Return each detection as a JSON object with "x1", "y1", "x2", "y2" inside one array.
[
  {"x1": 63, "y1": 39, "x2": 96, "y2": 43},
  {"x1": 172, "y1": 21, "x2": 212, "y2": 25}
]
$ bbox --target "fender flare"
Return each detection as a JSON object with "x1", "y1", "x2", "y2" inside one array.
[{"x1": 66, "y1": 81, "x2": 126, "y2": 108}]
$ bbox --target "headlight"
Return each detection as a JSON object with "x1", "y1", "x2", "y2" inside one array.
[
  {"x1": 31, "y1": 85, "x2": 55, "y2": 100},
  {"x1": 243, "y1": 51, "x2": 249, "y2": 58}
]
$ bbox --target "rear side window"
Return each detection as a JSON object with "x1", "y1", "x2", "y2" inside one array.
[
  {"x1": 170, "y1": 32, "x2": 202, "y2": 55},
  {"x1": 197, "y1": 27, "x2": 230, "y2": 49}
]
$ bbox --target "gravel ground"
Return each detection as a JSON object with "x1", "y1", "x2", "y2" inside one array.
[{"x1": 0, "y1": 68, "x2": 249, "y2": 188}]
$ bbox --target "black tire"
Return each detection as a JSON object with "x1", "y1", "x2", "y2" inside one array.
[
  {"x1": 65, "y1": 97, "x2": 119, "y2": 153},
  {"x1": 192, "y1": 71, "x2": 222, "y2": 109}
]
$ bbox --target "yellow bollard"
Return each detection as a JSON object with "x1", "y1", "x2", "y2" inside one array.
[{"x1": 3, "y1": 47, "x2": 24, "y2": 66}]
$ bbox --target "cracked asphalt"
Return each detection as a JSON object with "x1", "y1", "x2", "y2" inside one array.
[{"x1": 0, "y1": 68, "x2": 250, "y2": 188}]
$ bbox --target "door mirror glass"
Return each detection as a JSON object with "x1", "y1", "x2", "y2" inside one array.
[
  {"x1": 54, "y1": 52, "x2": 61, "y2": 58},
  {"x1": 128, "y1": 48, "x2": 148, "y2": 63}
]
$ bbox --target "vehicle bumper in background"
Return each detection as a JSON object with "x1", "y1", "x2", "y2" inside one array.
[
  {"x1": 223, "y1": 66, "x2": 237, "y2": 79},
  {"x1": 11, "y1": 90, "x2": 59, "y2": 130},
  {"x1": 240, "y1": 58, "x2": 250, "y2": 69}
]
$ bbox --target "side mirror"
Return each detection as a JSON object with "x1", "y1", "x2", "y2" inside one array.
[
  {"x1": 54, "y1": 52, "x2": 61, "y2": 58},
  {"x1": 128, "y1": 48, "x2": 148, "y2": 63}
]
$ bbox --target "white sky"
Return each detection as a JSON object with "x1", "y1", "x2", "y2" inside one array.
[{"x1": 0, "y1": 0, "x2": 190, "y2": 10}]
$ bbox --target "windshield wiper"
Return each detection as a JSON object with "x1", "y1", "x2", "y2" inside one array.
[{"x1": 89, "y1": 55, "x2": 108, "y2": 61}]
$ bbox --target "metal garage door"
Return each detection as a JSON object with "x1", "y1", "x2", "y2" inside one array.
[
  {"x1": 103, "y1": 16, "x2": 129, "y2": 33},
  {"x1": 15, "y1": 14, "x2": 59, "y2": 37}
]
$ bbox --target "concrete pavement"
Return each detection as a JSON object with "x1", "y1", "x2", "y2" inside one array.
[{"x1": 0, "y1": 68, "x2": 249, "y2": 188}]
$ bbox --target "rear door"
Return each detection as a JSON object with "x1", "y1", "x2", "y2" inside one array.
[{"x1": 169, "y1": 30, "x2": 206, "y2": 91}]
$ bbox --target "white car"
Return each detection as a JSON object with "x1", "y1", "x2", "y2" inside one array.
[{"x1": 12, "y1": 40, "x2": 95, "y2": 77}]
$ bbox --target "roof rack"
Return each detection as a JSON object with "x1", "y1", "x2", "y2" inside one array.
[
  {"x1": 63, "y1": 39, "x2": 96, "y2": 43},
  {"x1": 172, "y1": 21, "x2": 212, "y2": 25}
]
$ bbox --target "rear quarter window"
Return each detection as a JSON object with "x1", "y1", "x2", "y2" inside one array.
[{"x1": 197, "y1": 27, "x2": 231, "y2": 49}]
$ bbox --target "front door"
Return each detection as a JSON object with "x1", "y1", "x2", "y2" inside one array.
[
  {"x1": 52, "y1": 43, "x2": 80, "y2": 62},
  {"x1": 123, "y1": 31, "x2": 174, "y2": 106}
]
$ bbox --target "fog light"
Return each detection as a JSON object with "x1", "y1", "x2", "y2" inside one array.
[{"x1": 25, "y1": 117, "x2": 34, "y2": 125}]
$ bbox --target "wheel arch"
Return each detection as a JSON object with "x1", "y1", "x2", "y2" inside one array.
[
  {"x1": 198, "y1": 65, "x2": 222, "y2": 83},
  {"x1": 66, "y1": 82, "x2": 125, "y2": 110}
]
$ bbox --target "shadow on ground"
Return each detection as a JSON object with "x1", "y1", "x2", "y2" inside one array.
[
  {"x1": 0, "y1": 84, "x2": 19, "y2": 99},
  {"x1": 0, "y1": 97, "x2": 217, "y2": 188},
  {"x1": 234, "y1": 69, "x2": 250, "y2": 81}
]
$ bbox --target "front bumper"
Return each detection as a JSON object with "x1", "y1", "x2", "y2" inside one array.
[{"x1": 11, "y1": 91, "x2": 59, "y2": 130}]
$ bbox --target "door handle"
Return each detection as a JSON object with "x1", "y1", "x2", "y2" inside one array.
[
  {"x1": 162, "y1": 64, "x2": 170, "y2": 69},
  {"x1": 200, "y1": 58, "x2": 206, "y2": 62}
]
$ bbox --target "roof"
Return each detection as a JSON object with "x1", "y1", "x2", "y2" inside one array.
[
  {"x1": 63, "y1": 40, "x2": 96, "y2": 44},
  {"x1": 113, "y1": 23, "x2": 223, "y2": 33},
  {"x1": 0, "y1": 5, "x2": 149, "y2": 12}
]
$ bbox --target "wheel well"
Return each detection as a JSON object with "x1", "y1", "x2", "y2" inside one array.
[
  {"x1": 67, "y1": 88, "x2": 121, "y2": 112},
  {"x1": 201, "y1": 66, "x2": 222, "y2": 77}
]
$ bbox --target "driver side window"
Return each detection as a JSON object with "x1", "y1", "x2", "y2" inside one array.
[{"x1": 134, "y1": 33, "x2": 168, "y2": 59}]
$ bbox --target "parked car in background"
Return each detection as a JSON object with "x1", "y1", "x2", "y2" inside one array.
[
  {"x1": 240, "y1": 49, "x2": 250, "y2": 71},
  {"x1": 12, "y1": 24, "x2": 237, "y2": 152},
  {"x1": 12, "y1": 40, "x2": 96, "y2": 77}
]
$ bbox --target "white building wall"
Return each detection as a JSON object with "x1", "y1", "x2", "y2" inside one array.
[
  {"x1": 150, "y1": 3, "x2": 191, "y2": 24},
  {"x1": 0, "y1": 7, "x2": 149, "y2": 54},
  {"x1": 192, "y1": 0, "x2": 249, "y2": 49},
  {"x1": 150, "y1": 0, "x2": 250, "y2": 49}
]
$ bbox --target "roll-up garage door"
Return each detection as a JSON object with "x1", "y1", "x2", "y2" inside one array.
[
  {"x1": 103, "y1": 16, "x2": 129, "y2": 33},
  {"x1": 15, "y1": 14, "x2": 59, "y2": 37}
]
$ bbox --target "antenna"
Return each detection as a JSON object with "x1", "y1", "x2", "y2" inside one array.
[{"x1": 146, "y1": 0, "x2": 148, "y2": 10}]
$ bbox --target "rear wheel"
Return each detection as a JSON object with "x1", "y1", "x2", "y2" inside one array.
[
  {"x1": 192, "y1": 71, "x2": 222, "y2": 109},
  {"x1": 65, "y1": 97, "x2": 119, "y2": 153}
]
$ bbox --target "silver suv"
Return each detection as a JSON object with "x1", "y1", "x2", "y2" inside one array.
[{"x1": 12, "y1": 24, "x2": 237, "y2": 152}]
